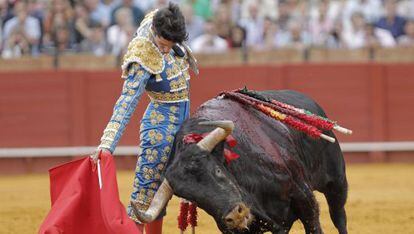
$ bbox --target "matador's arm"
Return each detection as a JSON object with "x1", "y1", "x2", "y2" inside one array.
[{"x1": 98, "y1": 63, "x2": 151, "y2": 153}]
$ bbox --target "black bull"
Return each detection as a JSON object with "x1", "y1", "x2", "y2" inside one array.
[{"x1": 133, "y1": 90, "x2": 348, "y2": 234}]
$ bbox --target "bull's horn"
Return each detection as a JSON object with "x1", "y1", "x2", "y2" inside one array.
[
  {"x1": 197, "y1": 120, "x2": 234, "y2": 152},
  {"x1": 131, "y1": 179, "x2": 173, "y2": 223}
]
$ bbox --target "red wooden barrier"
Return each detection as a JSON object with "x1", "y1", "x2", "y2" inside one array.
[{"x1": 0, "y1": 63, "x2": 413, "y2": 173}]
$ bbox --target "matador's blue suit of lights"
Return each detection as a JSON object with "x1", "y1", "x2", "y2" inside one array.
[{"x1": 98, "y1": 10, "x2": 193, "y2": 222}]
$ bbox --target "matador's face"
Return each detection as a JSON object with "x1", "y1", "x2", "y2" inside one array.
[{"x1": 154, "y1": 34, "x2": 175, "y2": 54}]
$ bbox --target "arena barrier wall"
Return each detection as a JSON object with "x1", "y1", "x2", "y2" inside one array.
[{"x1": 1, "y1": 63, "x2": 413, "y2": 173}]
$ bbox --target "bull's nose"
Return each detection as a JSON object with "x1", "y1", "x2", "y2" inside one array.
[{"x1": 223, "y1": 203, "x2": 253, "y2": 230}]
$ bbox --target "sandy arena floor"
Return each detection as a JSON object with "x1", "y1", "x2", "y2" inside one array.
[{"x1": 0, "y1": 164, "x2": 413, "y2": 234}]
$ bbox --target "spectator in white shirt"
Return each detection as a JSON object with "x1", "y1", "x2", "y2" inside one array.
[
  {"x1": 134, "y1": 0, "x2": 154, "y2": 12},
  {"x1": 343, "y1": 11, "x2": 369, "y2": 48},
  {"x1": 215, "y1": 4, "x2": 233, "y2": 41},
  {"x1": 3, "y1": 1, "x2": 41, "y2": 56},
  {"x1": 343, "y1": 12, "x2": 395, "y2": 49},
  {"x1": 107, "y1": 7, "x2": 135, "y2": 56},
  {"x1": 190, "y1": 19, "x2": 228, "y2": 54},
  {"x1": 241, "y1": 0, "x2": 278, "y2": 21},
  {"x1": 397, "y1": 0, "x2": 414, "y2": 20},
  {"x1": 277, "y1": 19, "x2": 311, "y2": 49},
  {"x1": 309, "y1": 0, "x2": 335, "y2": 46},
  {"x1": 325, "y1": 19, "x2": 346, "y2": 49},
  {"x1": 2, "y1": 26, "x2": 31, "y2": 58},
  {"x1": 364, "y1": 23, "x2": 396, "y2": 48},
  {"x1": 239, "y1": 1, "x2": 264, "y2": 47},
  {"x1": 110, "y1": 0, "x2": 144, "y2": 27},
  {"x1": 341, "y1": 0, "x2": 383, "y2": 23},
  {"x1": 398, "y1": 20, "x2": 414, "y2": 46},
  {"x1": 84, "y1": 0, "x2": 111, "y2": 28},
  {"x1": 80, "y1": 21, "x2": 110, "y2": 56}
]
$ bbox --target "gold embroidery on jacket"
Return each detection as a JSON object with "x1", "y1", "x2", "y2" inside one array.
[
  {"x1": 169, "y1": 75, "x2": 187, "y2": 92},
  {"x1": 99, "y1": 122, "x2": 122, "y2": 148},
  {"x1": 165, "y1": 54, "x2": 174, "y2": 64},
  {"x1": 147, "y1": 90, "x2": 189, "y2": 103},
  {"x1": 121, "y1": 37, "x2": 164, "y2": 77},
  {"x1": 166, "y1": 62, "x2": 182, "y2": 80}
]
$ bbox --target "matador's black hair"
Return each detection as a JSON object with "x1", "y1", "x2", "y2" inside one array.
[{"x1": 153, "y1": 2, "x2": 188, "y2": 43}]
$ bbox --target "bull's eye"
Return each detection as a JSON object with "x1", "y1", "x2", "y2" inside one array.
[{"x1": 215, "y1": 168, "x2": 222, "y2": 176}]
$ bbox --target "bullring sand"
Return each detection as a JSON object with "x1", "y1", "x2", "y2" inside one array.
[{"x1": 0, "y1": 164, "x2": 413, "y2": 234}]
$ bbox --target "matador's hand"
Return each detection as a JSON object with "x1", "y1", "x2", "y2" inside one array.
[{"x1": 90, "y1": 148, "x2": 111, "y2": 164}]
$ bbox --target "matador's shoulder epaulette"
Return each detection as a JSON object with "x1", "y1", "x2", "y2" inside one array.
[{"x1": 121, "y1": 37, "x2": 165, "y2": 78}]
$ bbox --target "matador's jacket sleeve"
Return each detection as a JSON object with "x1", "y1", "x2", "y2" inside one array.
[{"x1": 98, "y1": 63, "x2": 151, "y2": 153}]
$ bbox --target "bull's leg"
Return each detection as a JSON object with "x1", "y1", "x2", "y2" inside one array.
[
  {"x1": 292, "y1": 183, "x2": 323, "y2": 234},
  {"x1": 323, "y1": 178, "x2": 348, "y2": 234}
]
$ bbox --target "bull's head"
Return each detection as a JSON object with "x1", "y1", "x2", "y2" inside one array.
[{"x1": 131, "y1": 120, "x2": 254, "y2": 232}]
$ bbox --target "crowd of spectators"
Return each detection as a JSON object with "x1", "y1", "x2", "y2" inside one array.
[{"x1": 0, "y1": 0, "x2": 414, "y2": 59}]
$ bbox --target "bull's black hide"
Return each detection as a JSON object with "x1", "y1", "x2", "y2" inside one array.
[{"x1": 166, "y1": 90, "x2": 348, "y2": 234}]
